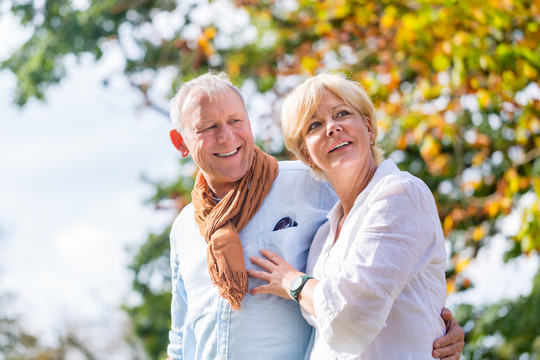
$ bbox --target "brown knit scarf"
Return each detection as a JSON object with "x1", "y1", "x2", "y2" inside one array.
[{"x1": 192, "y1": 147, "x2": 278, "y2": 310}]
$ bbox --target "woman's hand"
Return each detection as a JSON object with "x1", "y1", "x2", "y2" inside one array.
[{"x1": 248, "y1": 249, "x2": 304, "y2": 300}]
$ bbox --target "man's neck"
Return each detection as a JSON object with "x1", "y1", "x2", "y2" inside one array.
[{"x1": 206, "y1": 178, "x2": 238, "y2": 199}]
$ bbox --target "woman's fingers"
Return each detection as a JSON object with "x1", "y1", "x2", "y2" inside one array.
[
  {"x1": 246, "y1": 269, "x2": 271, "y2": 282},
  {"x1": 249, "y1": 254, "x2": 276, "y2": 272},
  {"x1": 249, "y1": 283, "x2": 273, "y2": 295},
  {"x1": 259, "y1": 249, "x2": 285, "y2": 264}
]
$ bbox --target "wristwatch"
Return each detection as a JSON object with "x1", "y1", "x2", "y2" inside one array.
[{"x1": 289, "y1": 275, "x2": 314, "y2": 303}]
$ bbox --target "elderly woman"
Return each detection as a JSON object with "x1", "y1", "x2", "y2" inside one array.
[{"x1": 248, "y1": 74, "x2": 452, "y2": 359}]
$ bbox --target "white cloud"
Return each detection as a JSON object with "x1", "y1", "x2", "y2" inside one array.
[{"x1": 0, "y1": 19, "x2": 179, "y2": 351}]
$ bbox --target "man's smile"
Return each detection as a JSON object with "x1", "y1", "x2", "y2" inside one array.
[{"x1": 214, "y1": 146, "x2": 240, "y2": 157}]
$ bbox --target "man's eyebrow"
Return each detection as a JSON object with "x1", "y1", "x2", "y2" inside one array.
[
  {"x1": 227, "y1": 111, "x2": 246, "y2": 118},
  {"x1": 193, "y1": 120, "x2": 213, "y2": 129}
]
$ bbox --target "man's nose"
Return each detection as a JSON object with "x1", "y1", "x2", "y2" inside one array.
[{"x1": 216, "y1": 125, "x2": 234, "y2": 143}]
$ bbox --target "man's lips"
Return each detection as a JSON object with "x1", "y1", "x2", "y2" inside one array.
[
  {"x1": 328, "y1": 140, "x2": 351, "y2": 153},
  {"x1": 214, "y1": 146, "x2": 240, "y2": 157}
]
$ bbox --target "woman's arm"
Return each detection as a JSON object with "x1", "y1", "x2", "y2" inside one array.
[
  {"x1": 248, "y1": 249, "x2": 318, "y2": 315},
  {"x1": 251, "y1": 179, "x2": 445, "y2": 353},
  {"x1": 249, "y1": 250, "x2": 464, "y2": 359}
]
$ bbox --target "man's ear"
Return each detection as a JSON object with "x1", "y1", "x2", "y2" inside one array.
[{"x1": 169, "y1": 129, "x2": 190, "y2": 157}]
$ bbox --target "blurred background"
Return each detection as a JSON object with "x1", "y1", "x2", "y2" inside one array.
[{"x1": 0, "y1": 0, "x2": 539, "y2": 359}]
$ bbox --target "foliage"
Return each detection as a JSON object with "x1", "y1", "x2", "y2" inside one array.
[
  {"x1": 456, "y1": 266, "x2": 540, "y2": 359},
  {"x1": 125, "y1": 226, "x2": 174, "y2": 359},
  {"x1": 0, "y1": 294, "x2": 97, "y2": 360},
  {"x1": 3, "y1": 0, "x2": 540, "y2": 358}
]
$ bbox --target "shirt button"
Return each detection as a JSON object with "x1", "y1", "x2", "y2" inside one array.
[{"x1": 221, "y1": 313, "x2": 229, "y2": 320}]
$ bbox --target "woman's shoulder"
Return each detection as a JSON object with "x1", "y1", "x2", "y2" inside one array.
[
  {"x1": 370, "y1": 162, "x2": 434, "y2": 208},
  {"x1": 375, "y1": 161, "x2": 431, "y2": 193}
]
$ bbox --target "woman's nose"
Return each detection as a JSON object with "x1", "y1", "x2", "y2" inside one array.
[{"x1": 326, "y1": 119, "x2": 342, "y2": 136}]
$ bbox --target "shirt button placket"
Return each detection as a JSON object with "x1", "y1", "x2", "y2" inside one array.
[{"x1": 217, "y1": 298, "x2": 231, "y2": 359}]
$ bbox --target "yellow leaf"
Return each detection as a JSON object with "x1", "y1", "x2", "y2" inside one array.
[
  {"x1": 420, "y1": 135, "x2": 441, "y2": 161},
  {"x1": 443, "y1": 215, "x2": 454, "y2": 234},
  {"x1": 477, "y1": 89, "x2": 491, "y2": 108},
  {"x1": 300, "y1": 56, "x2": 318, "y2": 74},
  {"x1": 447, "y1": 281, "x2": 457, "y2": 295},
  {"x1": 524, "y1": 62, "x2": 538, "y2": 80},
  {"x1": 472, "y1": 226, "x2": 484, "y2": 242},
  {"x1": 227, "y1": 62, "x2": 241, "y2": 77},
  {"x1": 204, "y1": 27, "x2": 217, "y2": 39},
  {"x1": 484, "y1": 199, "x2": 500, "y2": 218},
  {"x1": 456, "y1": 258, "x2": 470, "y2": 273},
  {"x1": 381, "y1": 6, "x2": 398, "y2": 29},
  {"x1": 472, "y1": 152, "x2": 486, "y2": 166},
  {"x1": 433, "y1": 53, "x2": 450, "y2": 72}
]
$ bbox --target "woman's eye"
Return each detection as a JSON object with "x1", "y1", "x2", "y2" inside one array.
[
  {"x1": 336, "y1": 110, "x2": 350, "y2": 118},
  {"x1": 307, "y1": 121, "x2": 321, "y2": 133}
]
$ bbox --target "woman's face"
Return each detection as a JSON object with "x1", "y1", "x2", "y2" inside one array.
[{"x1": 303, "y1": 89, "x2": 375, "y2": 177}]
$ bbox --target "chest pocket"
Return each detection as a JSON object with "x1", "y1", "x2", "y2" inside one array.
[{"x1": 257, "y1": 227, "x2": 310, "y2": 272}]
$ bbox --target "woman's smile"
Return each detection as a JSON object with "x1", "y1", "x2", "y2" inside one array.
[{"x1": 328, "y1": 139, "x2": 352, "y2": 153}]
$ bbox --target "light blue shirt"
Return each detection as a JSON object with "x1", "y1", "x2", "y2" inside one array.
[{"x1": 168, "y1": 161, "x2": 337, "y2": 360}]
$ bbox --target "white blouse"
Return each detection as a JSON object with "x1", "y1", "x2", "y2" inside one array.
[{"x1": 303, "y1": 159, "x2": 447, "y2": 360}]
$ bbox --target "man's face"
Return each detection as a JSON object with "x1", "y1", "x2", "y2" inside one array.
[{"x1": 180, "y1": 86, "x2": 255, "y2": 197}]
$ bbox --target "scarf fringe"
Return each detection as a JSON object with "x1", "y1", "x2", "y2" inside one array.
[{"x1": 210, "y1": 268, "x2": 248, "y2": 310}]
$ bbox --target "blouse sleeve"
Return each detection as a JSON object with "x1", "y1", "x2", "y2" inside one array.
[{"x1": 312, "y1": 178, "x2": 441, "y2": 354}]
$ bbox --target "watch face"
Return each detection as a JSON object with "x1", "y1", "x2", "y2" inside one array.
[{"x1": 290, "y1": 276, "x2": 303, "y2": 291}]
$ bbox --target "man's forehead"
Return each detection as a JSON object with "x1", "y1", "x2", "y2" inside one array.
[
  {"x1": 181, "y1": 88, "x2": 207, "y2": 117},
  {"x1": 182, "y1": 87, "x2": 246, "y2": 123}
]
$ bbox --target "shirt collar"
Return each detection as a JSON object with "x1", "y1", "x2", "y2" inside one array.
[{"x1": 325, "y1": 159, "x2": 400, "y2": 226}]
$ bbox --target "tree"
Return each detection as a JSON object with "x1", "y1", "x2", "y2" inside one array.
[{"x1": 3, "y1": 0, "x2": 539, "y2": 358}]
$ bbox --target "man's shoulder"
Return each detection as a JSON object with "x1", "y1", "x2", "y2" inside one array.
[
  {"x1": 278, "y1": 160, "x2": 310, "y2": 172},
  {"x1": 277, "y1": 159, "x2": 309, "y2": 171},
  {"x1": 272, "y1": 160, "x2": 337, "y2": 207},
  {"x1": 276, "y1": 160, "x2": 314, "y2": 180},
  {"x1": 171, "y1": 203, "x2": 195, "y2": 229}
]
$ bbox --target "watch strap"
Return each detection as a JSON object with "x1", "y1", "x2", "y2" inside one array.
[{"x1": 290, "y1": 275, "x2": 314, "y2": 303}]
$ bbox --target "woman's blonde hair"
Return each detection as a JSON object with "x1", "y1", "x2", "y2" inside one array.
[{"x1": 281, "y1": 73, "x2": 384, "y2": 179}]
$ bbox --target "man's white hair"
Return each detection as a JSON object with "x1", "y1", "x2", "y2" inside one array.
[{"x1": 169, "y1": 71, "x2": 246, "y2": 135}]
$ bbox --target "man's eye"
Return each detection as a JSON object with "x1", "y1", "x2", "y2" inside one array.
[{"x1": 204, "y1": 125, "x2": 217, "y2": 131}]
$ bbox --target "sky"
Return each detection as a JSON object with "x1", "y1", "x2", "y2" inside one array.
[
  {"x1": 0, "y1": 5, "x2": 539, "y2": 358},
  {"x1": 0, "y1": 12, "x2": 180, "y2": 356}
]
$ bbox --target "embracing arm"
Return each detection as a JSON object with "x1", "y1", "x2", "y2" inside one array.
[{"x1": 433, "y1": 308, "x2": 465, "y2": 359}]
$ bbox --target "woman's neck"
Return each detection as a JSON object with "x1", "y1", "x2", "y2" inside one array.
[{"x1": 328, "y1": 160, "x2": 378, "y2": 218}]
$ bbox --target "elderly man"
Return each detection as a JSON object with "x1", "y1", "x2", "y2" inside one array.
[{"x1": 165, "y1": 71, "x2": 464, "y2": 360}]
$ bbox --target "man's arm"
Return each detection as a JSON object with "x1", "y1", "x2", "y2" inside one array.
[
  {"x1": 166, "y1": 233, "x2": 188, "y2": 360},
  {"x1": 432, "y1": 308, "x2": 465, "y2": 359}
]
